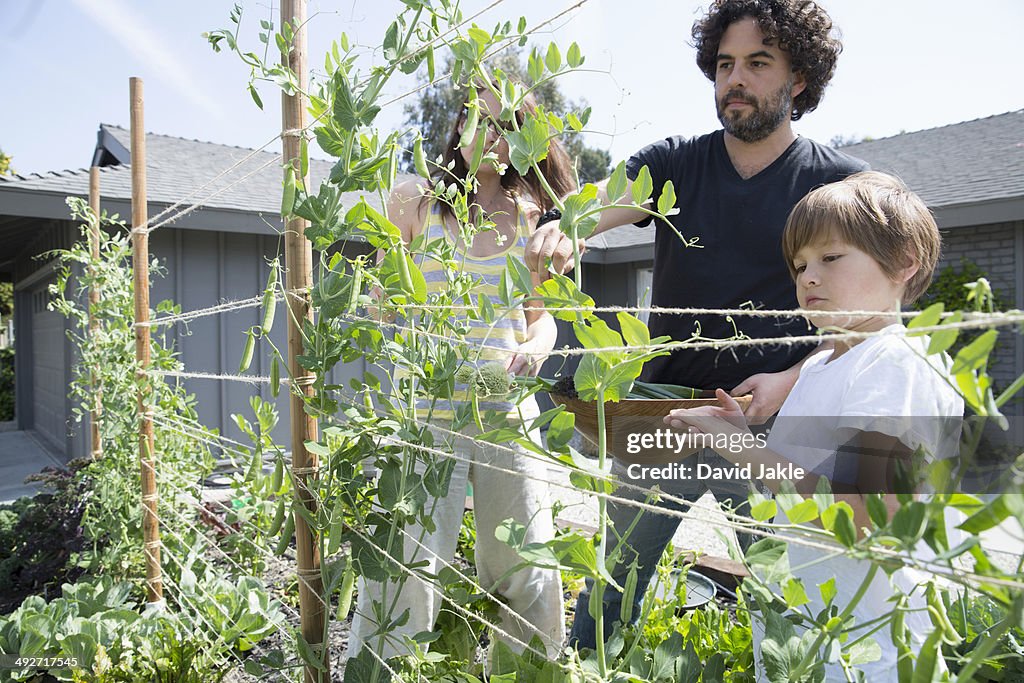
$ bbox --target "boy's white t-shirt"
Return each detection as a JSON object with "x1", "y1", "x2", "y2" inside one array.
[{"x1": 753, "y1": 325, "x2": 964, "y2": 682}]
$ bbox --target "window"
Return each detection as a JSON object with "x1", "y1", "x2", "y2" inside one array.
[{"x1": 636, "y1": 267, "x2": 653, "y2": 325}]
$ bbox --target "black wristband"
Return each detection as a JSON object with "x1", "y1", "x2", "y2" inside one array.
[{"x1": 537, "y1": 208, "x2": 562, "y2": 227}]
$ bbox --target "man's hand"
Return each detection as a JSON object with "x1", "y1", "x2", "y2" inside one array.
[
  {"x1": 731, "y1": 367, "x2": 800, "y2": 424},
  {"x1": 523, "y1": 221, "x2": 586, "y2": 275}
]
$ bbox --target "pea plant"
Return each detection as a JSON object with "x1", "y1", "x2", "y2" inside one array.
[{"x1": 209, "y1": 2, "x2": 1023, "y2": 681}]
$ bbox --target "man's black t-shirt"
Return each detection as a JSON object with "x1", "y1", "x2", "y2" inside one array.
[{"x1": 626, "y1": 130, "x2": 868, "y2": 391}]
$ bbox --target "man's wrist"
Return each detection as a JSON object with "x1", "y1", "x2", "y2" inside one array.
[{"x1": 537, "y1": 208, "x2": 561, "y2": 227}]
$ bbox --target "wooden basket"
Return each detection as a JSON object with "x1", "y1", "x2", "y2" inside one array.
[{"x1": 550, "y1": 393, "x2": 752, "y2": 463}]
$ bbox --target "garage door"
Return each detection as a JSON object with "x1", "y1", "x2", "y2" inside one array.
[{"x1": 30, "y1": 281, "x2": 66, "y2": 452}]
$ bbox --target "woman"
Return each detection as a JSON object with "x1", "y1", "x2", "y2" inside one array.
[{"x1": 348, "y1": 82, "x2": 577, "y2": 663}]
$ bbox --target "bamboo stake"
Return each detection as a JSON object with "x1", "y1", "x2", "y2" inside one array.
[
  {"x1": 130, "y1": 77, "x2": 162, "y2": 604},
  {"x1": 88, "y1": 167, "x2": 103, "y2": 460},
  {"x1": 280, "y1": 1, "x2": 327, "y2": 679}
]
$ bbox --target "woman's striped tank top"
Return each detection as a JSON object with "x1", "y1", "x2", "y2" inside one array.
[{"x1": 407, "y1": 199, "x2": 539, "y2": 421}]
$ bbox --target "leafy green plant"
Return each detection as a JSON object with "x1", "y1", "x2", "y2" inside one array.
[
  {"x1": 0, "y1": 571, "x2": 284, "y2": 682},
  {"x1": 0, "y1": 464, "x2": 88, "y2": 613},
  {"x1": 0, "y1": 347, "x2": 13, "y2": 421},
  {"x1": 206, "y1": 4, "x2": 1024, "y2": 681},
  {"x1": 46, "y1": 198, "x2": 215, "y2": 580}
]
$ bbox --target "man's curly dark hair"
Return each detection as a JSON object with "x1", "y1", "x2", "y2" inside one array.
[{"x1": 692, "y1": 0, "x2": 841, "y2": 120}]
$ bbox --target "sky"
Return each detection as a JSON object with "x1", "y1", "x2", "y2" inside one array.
[{"x1": 2, "y1": 0, "x2": 1023, "y2": 177}]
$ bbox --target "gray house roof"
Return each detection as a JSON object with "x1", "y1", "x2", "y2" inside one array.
[
  {"x1": 586, "y1": 109, "x2": 1024, "y2": 262},
  {"x1": 0, "y1": 124, "x2": 382, "y2": 269},
  {"x1": 3, "y1": 111, "x2": 1020, "y2": 267},
  {"x1": 843, "y1": 109, "x2": 1024, "y2": 226}
]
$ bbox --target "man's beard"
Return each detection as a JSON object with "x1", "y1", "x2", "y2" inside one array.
[{"x1": 717, "y1": 79, "x2": 794, "y2": 143}]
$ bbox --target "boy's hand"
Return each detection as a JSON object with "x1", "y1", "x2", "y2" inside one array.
[{"x1": 663, "y1": 388, "x2": 748, "y2": 435}]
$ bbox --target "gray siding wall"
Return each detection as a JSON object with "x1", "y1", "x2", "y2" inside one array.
[
  {"x1": 939, "y1": 221, "x2": 1023, "y2": 409},
  {"x1": 13, "y1": 219, "x2": 81, "y2": 462},
  {"x1": 148, "y1": 228, "x2": 370, "y2": 452}
]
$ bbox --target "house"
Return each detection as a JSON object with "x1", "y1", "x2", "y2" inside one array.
[
  {"x1": 0, "y1": 125, "x2": 374, "y2": 461},
  {"x1": 575, "y1": 110, "x2": 1024, "y2": 404},
  {"x1": 2, "y1": 111, "x2": 1021, "y2": 463}
]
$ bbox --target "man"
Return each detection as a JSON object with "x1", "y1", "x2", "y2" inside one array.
[{"x1": 523, "y1": 0, "x2": 868, "y2": 649}]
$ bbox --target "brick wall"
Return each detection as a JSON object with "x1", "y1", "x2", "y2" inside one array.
[{"x1": 936, "y1": 221, "x2": 1023, "y2": 406}]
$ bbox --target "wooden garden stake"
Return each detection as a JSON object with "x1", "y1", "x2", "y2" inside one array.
[
  {"x1": 88, "y1": 167, "x2": 103, "y2": 460},
  {"x1": 280, "y1": 1, "x2": 327, "y2": 679},
  {"x1": 130, "y1": 77, "x2": 163, "y2": 604}
]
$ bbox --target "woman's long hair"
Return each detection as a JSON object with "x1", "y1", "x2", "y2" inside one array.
[{"x1": 429, "y1": 82, "x2": 577, "y2": 224}]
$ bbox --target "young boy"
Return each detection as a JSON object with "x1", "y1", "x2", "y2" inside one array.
[{"x1": 665, "y1": 171, "x2": 963, "y2": 681}]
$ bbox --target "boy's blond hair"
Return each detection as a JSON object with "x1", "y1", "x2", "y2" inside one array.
[{"x1": 782, "y1": 171, "x2": 940, "y2": 304}]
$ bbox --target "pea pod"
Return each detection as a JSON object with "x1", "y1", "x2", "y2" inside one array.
[
  {"x1": 239, "y1": 329, "x2": 255, "y2": 373},
  {"x1": 267, "y1": 498, "x2": 286, "y2": 536},
  {"x1": 275, "y1": 511, "x2": 295, "y2": 556},
  {"x1": 327, "y1": 496, "x2": 345, "y2": 556},
  {"x1": 459, "y1": 90, "x2": 480, "y2": 149},
  {"x1": 469, "y1": 121, "x2": 487, "y2": 175},
  {"x1": 261, "y1": 264, "x2": 278, "y2": 334},
  {"x1": 270, "y1": 454, "x2": 284, "y2": 493},
  {"x1": 620, "y1": 565, "x2": 638, "y2": 624},
  {"x1": 336, "y1": 560, "x2": 356, "y2": 620},
  {"x1": 396, "y1": 251, "x2": 416, "y2": 297},
  {"x1": 246, "y1": 450, "x2": 262, "y2": 483},
  {"x1": 926, "y1": 583, "x2": 962, "y2": 645},
  {"x1": 270, "y1": 355, "x2": 280, "y2": 397},
  {"x1": 281, "y1": 165, "x2": 296, "y2": 216},
  {"x1": 413, "y1": 135, "x2": 429, "y2": 178},
  {"x1": 346, "y1": 262, "x2": 364, "y2": 315}
]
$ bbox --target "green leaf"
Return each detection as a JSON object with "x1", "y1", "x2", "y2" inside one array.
[
  {"x1": 505, "y1": 253, "x2": 535, "y2": 297},
  {"x1": 750, "y1": 498, "x2": 778, "y2": 522},
  {"x1": 506, "y1": 115, "x2": 551, "y2": 176},
  {"x1": 866, "y1": 493, "x2": 888, "y2": 528},
  {"x1": 786, "y1": 499, "x2": 820, "y2": 524},
  {"x1": 833, "y1": 506, "x2": 858, "y2": 546},
  {"x1": 926, "y1": 310, "x2": 961, "y2": 355},
  {"x1": 559, "y1": 183, "x2": 602, "y2": 239},
  {"x1": 617, "y1": 311, "x2": 650, "y2": 347},
  {"x1": 566, "y1": 41, "x2": 583, "y2": 68},
  {"x1": 606, "y1": 161, "x2": 627, "y2": 203},
  {"x1": 907, "y1": 302, "x2": 943, "y2": 335},
  {"x1": 572, "y1": 354, "x2": 602, "y2": 402},
  {"x1": 467, "y1": 26, "x2": 490, "y2": 46},
  {"x1": 819, "y1": 577, "x2": 837, "y2": 605},
  {"x1": 546, "y1": 411, "x2": 575, "y2": 451},
  {"x1": 951, "y1": 329, "x2": 998, "y2": 374},
  {"x1": 573, "y1": 317, "x2": 623, "y2": 365},
  {"x1": 744, "y1": 537, "x2": 790, "y2": 583},
  {"x1": 631, "y1": 165, "x2": 653, "y2": 206},
  {"x1": 534, "y1": 273, "x2": 594, "y2": 321},
  {"x1": 892, "y1": 501, "x2": 930, "y2": 544},
  {"x1": 958, "y1": 493, "x2": 1024, "y2": 533},
  {"x1": 656, "y1": 180, "x2": 677, "y2": 215},
  {"x1": 527, "y1": 48, "x2": 544, "y2": 83},
  {"x1": 545, "y1": 42, "x2": 562, "y2": 72},
  {"x1": 783, "y1": 578, "x2": 810, "y2": 607}
]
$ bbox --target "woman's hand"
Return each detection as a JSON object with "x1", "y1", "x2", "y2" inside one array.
[{"x1": 508, "y1": 313, "x2": 557, "y2": 376}]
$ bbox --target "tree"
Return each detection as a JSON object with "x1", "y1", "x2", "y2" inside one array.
[
  {"x1": 401, "y1": 47, "x2": 611, "y2": 185},
  {"x1": 0, "y1": 148, "x2": 13, "y2": 176}
]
